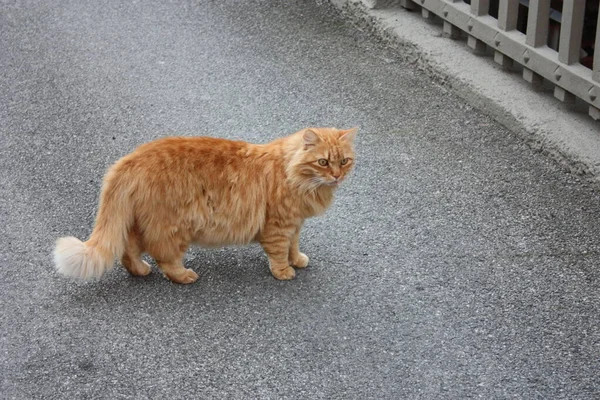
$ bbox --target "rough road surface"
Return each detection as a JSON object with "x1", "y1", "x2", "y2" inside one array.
[{"x1": 1, "y1": 1, "x2": 599, "y2": 398}]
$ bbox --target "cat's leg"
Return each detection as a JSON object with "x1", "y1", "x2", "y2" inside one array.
[
  {"x1": 121, "y1": 229, "x2": 152, "y2": 276},
  {"x1": 148, "y1": 238, "x2": 198, "y2": 284},
  {"x1": 288, "y1": 225, "x2": 309, "y2": 269},
  {"x1": 260, "y1": 227, "x2": 296, "y2": 280}
]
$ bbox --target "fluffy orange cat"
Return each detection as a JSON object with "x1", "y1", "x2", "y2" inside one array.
[{"x1": 54, "y1": 127, "x2": 357, "y2": 284}]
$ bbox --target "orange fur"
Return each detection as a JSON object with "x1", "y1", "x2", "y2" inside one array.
[{"x1": 53, "y1": 127, "x2": 357, "y2": 284}]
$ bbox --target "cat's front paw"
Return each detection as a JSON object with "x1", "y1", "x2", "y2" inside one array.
[
  {"x1": 270, "y1": 265, "x2": 296, "y2": 280},
  {"x1": 165, "y1": 268, "x2": 199, "y2": 284},
  {"x1": 291, "y1": 253, "x2": 309, "y2": 268}
]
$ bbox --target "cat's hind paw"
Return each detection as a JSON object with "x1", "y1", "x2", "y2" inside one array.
[
  {"x1": 130, "y1": 260, "x2": 152, "y2": 276},
  {"x1": 291, "y1": 253, "x2": 309, "y2": 269}
]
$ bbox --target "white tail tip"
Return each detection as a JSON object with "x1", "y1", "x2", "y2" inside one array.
[{"x1": 54, "y1": 236, "x2": 112, "y2": 280}]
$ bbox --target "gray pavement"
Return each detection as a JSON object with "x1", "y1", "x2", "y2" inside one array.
[{"x1": 1, "y1": 0, "x2": 599, "y2": 399}]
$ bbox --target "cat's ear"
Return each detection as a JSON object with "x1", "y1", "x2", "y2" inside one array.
[
  {"x1": 339, "y1": 127, "x2": 358, "y2": 144},
  {"x1": 303, "y1": 129, "x2": 321, "y2": 149}
]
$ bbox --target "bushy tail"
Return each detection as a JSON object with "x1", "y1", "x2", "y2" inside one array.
[
  {"x1": 54, "y1": 167, "x2": 133, "y2": 280},
  {"x1": 54, "y1": 236, "x2": 114, "y2": 280}
]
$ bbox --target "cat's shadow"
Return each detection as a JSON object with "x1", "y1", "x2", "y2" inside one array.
[
  {"x1": 56, "y1": 246, "x2": 301, "y2": 308},
  {"x1": 186, "y1": 245, "x2": 271, "y2": 284}
]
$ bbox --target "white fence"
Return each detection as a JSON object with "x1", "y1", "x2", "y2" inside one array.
[{"x1": 370, "y1": 0, "x2": 600, "y2": 120}]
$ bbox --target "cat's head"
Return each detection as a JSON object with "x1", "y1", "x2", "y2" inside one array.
[{"x1": 289, "y1": 127, "x2": 358, "y2": 190}]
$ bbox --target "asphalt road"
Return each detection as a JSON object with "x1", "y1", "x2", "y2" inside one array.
[{"x1": 2, "y1": 1, "x2": 600, "y2": 398}]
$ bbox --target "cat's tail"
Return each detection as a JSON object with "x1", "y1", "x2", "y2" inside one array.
[
  {"x1": 54, "y1": 166, "x2": 133, "y2": 280},
  {"x1": 53, "y1": 236, "x2": 114, "y2": 280}
]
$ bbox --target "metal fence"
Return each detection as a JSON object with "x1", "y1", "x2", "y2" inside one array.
[{"x1": 372, "y1": 0, "x2": 600, "y2": 121}]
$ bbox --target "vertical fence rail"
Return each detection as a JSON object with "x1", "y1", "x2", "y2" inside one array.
[
  {"x1": 495, "y1": 0, "x2": 519, "y2": 68},
  {"x1": 594, "y1": 9, "x2": 600, "y2": 82},
  {"x1": 443, "y1": 0, "x2": 462, "y2": 40},
  {"x1": 522, "y1": 0, "x2": 550, "y2": 88},
  {"x1": 467, "y1": 0, "x2": 488, "y2": 53},
  {"x1": 559, "y1": 0, "x2": 585, "y2": 65},
  {"x1": 470, "y1": 0, "x2": 489, "y2": 16},
  {"x1": 525, "y1": 0, "x2": 550, "y2": 47},
  {"x1": 554, "y1": 0, "x2": 585, "y2": 103},
  {"x1": 497, "y1": 0, "x2": 518, "y2": 31},
  {"x1": 591, "y1": 10, "x2": 600, "y2": 119}
]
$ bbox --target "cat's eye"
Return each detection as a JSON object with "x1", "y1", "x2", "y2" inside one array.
[
  {"x1": 341, "y1": 158, "x2": 349, "y2": 165},
  {"x1": 318, "y1": 159, "x2": 328, "y2": 166}
]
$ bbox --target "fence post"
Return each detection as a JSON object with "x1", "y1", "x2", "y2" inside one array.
[
  {"x1": 559, "y1": 0, "x2": 585, "y2": 65},
  {"x1": 523, "y1": 0, "x2": 550, "y2": 89},
  {"x1": 553, "y1": 0, "x2": 584, "y2": 104},
  {"x1": 495, "y1": 0, "x2": 519, "y2": 68},
  {"x1": 442, "y1": 3, "x2": 461, "y2": 41},
  {"x1": 399, "y1": 0, "x2": 416, "y2": 10},
  {"x1": 443, "y1": 21, "x2": 461, "y2": 39},
  {"x1": 468, "y1": 0, "x2": 489, "y2": 54},
  {"x1": 591, "y1": 9, "x2": 600, "y2": 119},
  {"x1": 593, "y1": 6, "x2": 600, "y2": 83},
  {"x1": 497, "y1": 0, "x2": 518, "y2": 31},
  {"x1": 525, "y1": 0, "x2": 550, "y2": 47},
  {"x1": 471, "y1": 0, "x2": 490, "y2": 16},
  {"x1": 422, "y1": 7, "x2": 435, "y2": 20}
]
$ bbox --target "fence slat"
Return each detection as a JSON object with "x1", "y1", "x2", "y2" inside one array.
[
  {"x1": 525, "y1": 0, "x2": 550, "y2": 48},
  {"x1": 523, "y1": 68, "x2": 544, "y2": 91},
  {"x1": 555, "y1": 86, "x2": 576, "y2": 103},
  {"x1": 494, "y1": 51, "x2": 514, "y2": 68},
  {"x1": 559, "y1": 0, "x2": 585, "y2": 65},
  {"x1": 443, "y1": 21, "x2": 461, "y2": 39},
  {"x1": 422, "y1": 7, "x2": 435, "y2": 20},
  {"x1": 471, "y1": 0, "x2": 490, "y2": 16},
  {"x1": 399, "y1": 0, "x2": 416, "y2": 10},
  {"x1": 468, "y1": 35, "x2": 487, "y2": 53},
  {"x1": 498, "y1": 0, "x2": 519, "y2": 31},
  {"x1": 594, "y1": 7, "x2": 600, "y2": 82}
]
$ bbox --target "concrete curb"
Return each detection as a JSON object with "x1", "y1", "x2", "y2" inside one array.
[{"x1": 328, "y1": 0, "x2": 600, "y2": 182}]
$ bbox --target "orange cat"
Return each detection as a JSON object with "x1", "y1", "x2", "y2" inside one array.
[{"x1": 54, "y1": 127, "x2": 357, "y2": 284}]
